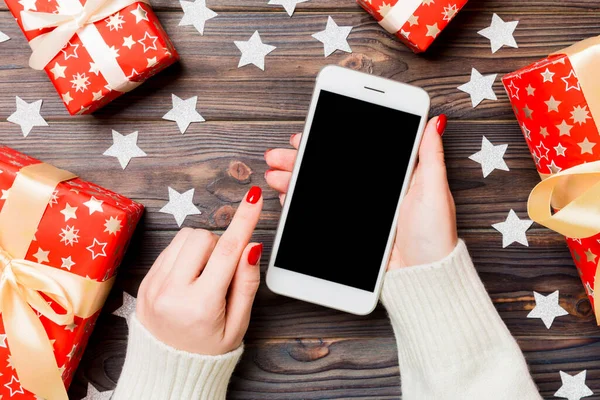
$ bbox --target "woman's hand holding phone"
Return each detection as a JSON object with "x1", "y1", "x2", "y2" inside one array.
[
  {"x1": 136, "y1": 187, "x2": 264, "y2": 355},
  {"x1": 265, "y1": 116, "x2": 457, "y2": 270}
]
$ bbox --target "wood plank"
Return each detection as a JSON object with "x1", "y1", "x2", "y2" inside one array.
[
  {"x1": 3, "y1": 0, "x2": 600, "y2": 12},
  {"x1": 0, "y1": 12, "x2": 599, "y2": 120},
  {"x1": 69, "y1": 333, "x2": 600, "y2": 399},
  {"x1": 99, "y1": 228, "x2": 595, "y2": 340},
  {"x1": 0, "y1": 120, "x2": 554, "y2": 231}
]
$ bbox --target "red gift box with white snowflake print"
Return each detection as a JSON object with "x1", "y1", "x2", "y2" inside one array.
[
  {"x1": 503, "y1": 43, "x2": 600, "y2": 313},
  {"x1": 0, "y1": 146, "x2": 143, "y2": 398},
  {"x1": 4, "y1": 0, "x2": 178, "y2": 115},
  {"x1": 356, "y1": 0, "x2": 468, "y2": 53}
]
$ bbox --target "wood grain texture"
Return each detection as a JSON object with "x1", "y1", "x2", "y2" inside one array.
[
  {"x1": 1, "y1": 11, "x2": 599, "y2": 120},
  {"x1": 1, "y1": 0, "x2": 600, "y2": 398}
]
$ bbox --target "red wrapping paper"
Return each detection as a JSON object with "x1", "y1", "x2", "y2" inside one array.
[
  {"x1": 0, "y1": 146, "x2": 143, "y2": 398},
  {"x1": 503, "y1": 48, "x2": 600, "y2": 310},
  {"x1": 4, "y1": 0, "x2": 178, "y2": 115},
  {"x1": 357, "y1": 0, "x2": 468, "y2": 53}
]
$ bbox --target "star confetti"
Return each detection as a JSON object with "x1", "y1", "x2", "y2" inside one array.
[
  {"x1": 7, "y1": 96, "x2": 48, "y2": 137},
  {"x1": 179, "y1": 0, "x2": 217, "y2": 35},
  {"x1": 234, "y1": 31, "x2": 277, "y2": 71},
  {"x1": 527, "y1": 291, "x2": 568, "y2": 329},
  {"x1": 312, "y1": 16, "x2": 352, "y2": 57},
  {"x1": 492, "y1": 209, "x2": 533, "y2": 248},
  {"x1": 81, "y1": 383, "x2": 113, "y2": 400},
  {"x1": 477, "y1": 13, "x2": 518, "y2": 53},
  {"x1": 469, "y1": 136, "x2": 509, "y2": 178},
  {"x1": 163, "y1": 94, "x2": 205, "y2": 134},
  {"x1": 268, "y1": 0, "x2": 308, "y2": 16},
  {"x1": 457, "y1": 68, "x2": 497, "y2": 107},
  {"x1": 554, "y1": 370, "x2": 593, "y2": 400},
  {"x1": 103, "y1": 130, "x2": 147, "y2": 169},
  {"x1": 159, "y1": 187, "x2": 202, "y2": 226},
  {"x1": 0, "y1": 31, "x2": 9, "y2": 43},
  {"x1": 113, "y1": 292, "x2": 137, "y2": 320}
]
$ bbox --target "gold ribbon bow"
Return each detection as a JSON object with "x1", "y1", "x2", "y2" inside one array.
[
  {"x1": 20, "y1": 0, "x2": 148, "y2": 70},
  {"x1": 0, "y1": 163, "x2": 114, "y2": 400}
]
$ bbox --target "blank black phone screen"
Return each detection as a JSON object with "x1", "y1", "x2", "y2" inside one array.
[{"x1": 274, "y1": 90, "x2": 422, "y2": 292}]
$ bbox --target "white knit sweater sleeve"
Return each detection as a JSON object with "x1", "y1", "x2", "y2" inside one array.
[
  {"x1": 381, "y1": 239, "x2": 542, "y2": 400},
  {"x1": 113, "y1": 314, "x2": 242, "y2": 400}
]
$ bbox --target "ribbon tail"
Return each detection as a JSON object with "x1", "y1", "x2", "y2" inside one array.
[
  {"x1": 20, "y1": 10, "x2": 74, "y2": 30},
  {"x1": 29, "y1": 23, "x2": 78, "y2": 70},
  {"x1": 1, "y1": 285, "x2": 68, "y2": 400}
]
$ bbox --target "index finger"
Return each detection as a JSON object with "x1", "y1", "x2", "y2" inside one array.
[{"x1": 198, "y1": 186, "x2": 263, "y2": 294}]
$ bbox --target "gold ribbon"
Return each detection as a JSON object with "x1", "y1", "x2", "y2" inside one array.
[
  {"x1": 20, "y1": 0, "x2": 148, "y2": 70},
  {"x1": 0, "y1": 163, "x2": 114, "y2": 400}
]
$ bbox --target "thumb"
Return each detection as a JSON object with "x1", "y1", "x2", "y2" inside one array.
[
  {"x1": 225, "y1": 242, "x2": 262, "y2": 338},
  {"x1": 414, "y1": 116, "x2": 448, "y2": 184}
]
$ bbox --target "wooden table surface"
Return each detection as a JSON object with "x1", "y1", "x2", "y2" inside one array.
[{"x1": 2, "y1": 0, "x2": 600, "y2": 398}]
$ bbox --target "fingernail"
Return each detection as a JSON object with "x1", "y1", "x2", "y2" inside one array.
[
  {"x1": 248, "y1": 243, "x2": 263, "y2": 266},
  {"x1": 290, "y1": 134, "x2": 298, "y2": 145},
  {"x1": 264, "y1": 169, "x2": 272, "y2": 180},
  {"x1": 246, "y1": 186, "x2": 262, "y2": 204},
  {"x1": 436, "y1": 114, "x2": 447, "y2": 136}
]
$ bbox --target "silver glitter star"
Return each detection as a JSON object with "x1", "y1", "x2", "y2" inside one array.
[
  {"x1": 527, "y1": 291, "x2": 569, "y2": 329},
  {"x1": 234, "y1": 31, "x2": 276, "y2": 71},
  {"x1": 103, "y1": 130, "x2": 147, "y2": 169},
  {"x1": 7, "y1": 96, "x2": 48, "y2": 137},
  {"x1": 555, "y1": 370, "x2": 593, "y2": 400},
  {"x1": 457, "y1": 68, "x2": 497, "y2": 107},
  {"x1": 492, "y1": 209, "x2": 533, "y2": 248},
  {"x1": 159, "y1": 187, "x2": 202, "y2": 227},
  {"x1": 469, "y1": 136, "x2": 509, "y2": 178},
  {"x1": 0, "y1": 31, "x2": 9, "y2": 43},
  {"x1": 477, "y1": 13, "x2": 518, "y2": 53},
  {"x1": 179, "y1": 0, "x2": 217, "y2": 35},
  {"x1": 81, "y1": 383, "x2": 113, "y2": 400},
  {"x1": 268, "y1": 0, "x2": 308, "y2": 16},
  {"x1": 163, "y1": 94, "x2": 205, "y2": 134},
  {"x1": 112, "y1": 292, "x2": 137, "y2": 320},
  {"x1": 312, "y1": 16, "x2": 352, "y2": 57}
]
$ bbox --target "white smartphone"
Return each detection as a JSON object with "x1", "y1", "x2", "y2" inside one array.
[{"x1": 266, "y1": 65, "x2": 430, "y2": 315}]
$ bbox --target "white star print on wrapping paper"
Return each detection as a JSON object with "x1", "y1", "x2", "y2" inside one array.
[
  {"x1": 163, "y1": 94, "x2": 205, "y2": 134},
  {"x1": 457, "y1": 68, "x2": 497, "y2": 107},
  {"x1": 469, "y1": 136, "x2": 509, "y2": 178},
  {"x1": 179, "y1": 0, "x2": 217, "y2": 35},
  {"x1": 84, "y1": 196, "x2": 104, "y2": 214},
  {"x1": 104, "y1": 216, "x2": 123, "y2": 235},
  {"x1": 268, "y1": 0, "x2": 308, "y2": 16},
  {"x1": 554, "y1": 370, "x2": 594, "y2": 400},
  {"x1": 87, "y1": 238, "x2": 107, "y2": 259},
  {"x1": 130, "y1": 4, "x2": 149, "y2": 23},
  {"x1": 50, "y1": 62, "x2": 67, "y2": 79},
  {"x1": 123, "y1": 35, "x2": 136, "y2": 49},
  {"x1": 477, "y1": 13, "x2": 518, "y2": 53},
  {"x1": 492, "y1": 209, "x2": 533, "y2": 248},
  {"x1": 7, "y1": 96, "x2": 48, "y2": 137},
  {"x1": 81, "y1": 382, "x2": 113, "y2": 400},
  {"x1": 59, "y1": 225, "x2": 80, "y2": 246},
  {"x1": 527, "y1": 291, "x2": 568, "y2": 329},
  {"x1": 234, "y1": 31, "x2": 277, "y2": 71},
  {"x1": 113, "y1": 292, "x2": 137, "y2": 320},
  {"x1": 103, "y1": 130, "x2": 147, "y2": 169},
  {"x1": 60, "y1": 203, "x2": 78, "y2": 221},
  {"x1": 312, "y1": 16, "x2": 352, "y2": 57},
  {"x1": 160, "y1": 187, "x2": 202, "y2": 227}
]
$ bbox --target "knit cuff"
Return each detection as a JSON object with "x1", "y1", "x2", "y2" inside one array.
[
  {"x1": 381, "y1": 239, "x2": 518, "y2": 373},
  {"x1": 113, "y1": 314, "x2": 243, "y2": 400}
]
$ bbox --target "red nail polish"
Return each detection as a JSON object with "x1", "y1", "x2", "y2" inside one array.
[
  {"x1": 246, "y1": 186, "x2": 262, "y2": 204},
  {"x1": 436, "y1": 114, "x2": 447, "y2": 136},
  {"x1": 248, "y1": 243, "x2": 263, "y2": 266}
]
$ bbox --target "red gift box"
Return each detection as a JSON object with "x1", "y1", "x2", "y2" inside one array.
[
  {"x1": 357, "y1": 0, "x2": 468, "y2": 53},
  {"x1": 4, "y1": 0, "x2": 179, "y2": 115},
  {"x1": 0, "y1": 146, "x2": 143, "y2": 399},
  {"x1": 502, "y1": 37, "x2": 600, "y2": 318}
]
